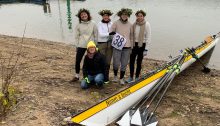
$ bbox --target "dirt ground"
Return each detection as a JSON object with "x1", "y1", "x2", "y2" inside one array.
[{"x1": 0, "y1": 34, "x2": 219, "y2": 126}]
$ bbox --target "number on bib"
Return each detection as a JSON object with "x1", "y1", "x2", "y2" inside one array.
[{"x1": 111, "y1": 33, "x2": 127, "y2": 50}]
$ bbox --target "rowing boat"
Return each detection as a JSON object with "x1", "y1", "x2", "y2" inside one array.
[{"x1": 67, "y1": 33, "x2": 219, "y2": 126}]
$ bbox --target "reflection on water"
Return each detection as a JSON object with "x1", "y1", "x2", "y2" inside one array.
[
  {"x1": 42, "y1": 1, "x2": 50, "y2": 13},
  {"x1": 0, "y1": 0, "x2": 219, "y2": 69},
  {"x1": 0, "y1": 0, "x2": 46, "y2": 4},
  {"x1": 0, "y1": 0, "x2": 76, "y2": 42},
  {"x1": 66, "y1": 0, "x2": 72, "y2": 30},
  {"x1": 0, "y1": 0, "x2": 51, "y2": 13}
]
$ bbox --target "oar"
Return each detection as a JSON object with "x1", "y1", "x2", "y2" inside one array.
[
  {"x1": 186, "y1": 48, "x2": 211, "y2": 73},
  {"x1": 126, "y1": 71, "x2": 171, "y2": 123},
  {"x1": 141, "y1": 63, "x2": 180, "y2": 122},
  {"x1": 141, "y1": 54, "x2": 185, "y2": 111},
  {"x1": 144, "y1": 71, "x2": 178, "y2": 125},
  {"x1": 133, "y1": 57, "x2": 182, "y2": 112},
  {"x1": 143, "y1": 53, "x2": 186, "y2": 125},
  {"x1": 117, "y1": 60, "x2": 179, "y2": 126},
  {"x1": 129, "y1": 56, "x2": 181, "y2": 113},
  {"x1": 142, "y1": 70, "x2": 173, "y2": 111},
  {"x1": 127, "y1": 71, "x2": 175, "y2": 126},
  {"x1": 117, "y1": 53, "x2": 185, "y2": 125}
]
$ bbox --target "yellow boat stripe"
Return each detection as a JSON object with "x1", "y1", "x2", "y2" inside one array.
[
  {"x1": 71, "y1": 41, "x2": 212, "y2": 124},
  {"x1": 72, "y1": 68, "x2": 167, "y2": 123}
]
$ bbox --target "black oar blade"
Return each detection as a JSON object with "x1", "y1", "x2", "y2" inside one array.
[
  {"x1": 186, "y1": 48, "x2": 211, "y2": 74},
  {"x1": 144, "y1": 113, "x2": 158, "y2": 126},
  {"x1": 202, "y1": 67, "x2": 211, "y2": 73}
]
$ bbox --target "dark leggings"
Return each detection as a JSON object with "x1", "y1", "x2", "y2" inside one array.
[
  {"x1": 75, "y1": 47, "x2": 87, "y2": 74},
  {"x1": 129, "y1": 43, "x2": 145, "y2": 78}
]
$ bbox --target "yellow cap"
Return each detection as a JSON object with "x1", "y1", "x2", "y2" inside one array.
[{"x1": 87, "y1": 41, "x2": 96, "y2": 49}]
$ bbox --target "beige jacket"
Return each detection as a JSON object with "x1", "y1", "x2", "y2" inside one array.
[
  {"x1": 75, "y1": 21, "x2": 98, "y2": 48},
  {"x1": 110, "y1": 20, "x2": 134, "y2": 48}
]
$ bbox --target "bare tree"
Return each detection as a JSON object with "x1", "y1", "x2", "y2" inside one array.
[{"x1": 0, "y1": 24, "x2": 26, "y2": 120}]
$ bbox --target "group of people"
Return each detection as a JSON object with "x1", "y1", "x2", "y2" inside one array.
[{"x1": 70, "y1": 8, "x2": 151, "y2": 89}]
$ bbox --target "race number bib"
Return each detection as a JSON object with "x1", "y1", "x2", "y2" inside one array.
[{"x1": 111, "y1": 33, "x2": 127, "y2": 50}]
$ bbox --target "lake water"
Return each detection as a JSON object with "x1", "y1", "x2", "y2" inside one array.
[{"x1": 0, "y1": 0, "x2": 220, "y2": 69}]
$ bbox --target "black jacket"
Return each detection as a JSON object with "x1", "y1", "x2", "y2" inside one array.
[{"x1": 83, "y1": 52, "x2": 108, "y2": 81}]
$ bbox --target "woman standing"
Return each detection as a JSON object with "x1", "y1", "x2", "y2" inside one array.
[
  {"x1": 110, "y1": 8, "x2": 134, "y2": 85},
  {"x1": 127, "y1": 10, "x2": 151, "y2": 83},
  {"x1": 97, "y1": 9, "x2": 113, "y2": 83},
  {"x1": 71, "y1": 8, "x2": 98, "y2": 82}
]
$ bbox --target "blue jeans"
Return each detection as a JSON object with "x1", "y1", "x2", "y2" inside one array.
[{"x1": 81, "y1": 73, "x2": 104, "y2": 89}]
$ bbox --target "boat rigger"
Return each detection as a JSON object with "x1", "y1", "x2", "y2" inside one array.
[{"x1": 65, "y1": 33, "x2": 219, "y2": 126}]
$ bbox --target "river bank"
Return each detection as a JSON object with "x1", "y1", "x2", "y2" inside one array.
[{"x1": 0, "y1": 34, "x2": 219, "y2": 126}]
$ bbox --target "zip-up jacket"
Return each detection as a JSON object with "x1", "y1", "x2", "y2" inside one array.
[
  {"x1": 83, "y1": 52, "x2": 108, "y2": 81},
  {"x1": 97, "y1": 21, "x2": 112, "y2": 42}
]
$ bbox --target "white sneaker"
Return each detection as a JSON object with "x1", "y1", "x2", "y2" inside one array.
[
  {"x1": 120, "y1": 79, "x2": 125, "y2": 85},
  {"x1": 75, "y1": 74, "x2": 79, "y2": 78},
  {"x1": 113, "y1": 76, "x2": 118, "y2": 83}
]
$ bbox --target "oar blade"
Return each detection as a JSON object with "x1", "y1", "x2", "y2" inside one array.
[
  {"x1": 202, "y1": 67, "x2": 211, "y2": 73},
  {"x1": 116, "y1": 111, "x2": 131, "y2": 126},
  {"x1": 145, "y1": 114, "x2": 158, "y2": 126},
  {"x1": 131, "y1": 108, "x2": 142, "y2": 125},
  {"x1": 146, "y1": 121, "x2": 158, "y2": 126}
]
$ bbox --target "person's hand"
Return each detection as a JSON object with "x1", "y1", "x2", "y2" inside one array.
[
  {"x1": 104, "y1": 78, "x2": 109, "y2": 84},
  {"x1": 84, "y1": 77, "x2": 90, "y2": 83},
  {"x1": 104, "y1": 81, "x2": 109, "y2": 84},
  {"x1": 109, "y1": 32, "x2": 116, "y2": 35}
]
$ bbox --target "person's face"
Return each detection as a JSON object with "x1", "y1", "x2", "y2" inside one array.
[
  {"x1": 121, "y1": 13, "x2": 128, "y2": 21},
  {"x1": 136, "y1": 13, "x2": 144, "y2": 22},
  {"x1": 80, "y1": 12, "x2": 88, "y2": 21},
  {"x1": 102, "y1": 14, "x2": 110, "y2": 21},
  {"x1": 88, "y1": 47, "x2": 96, "y2": 54}
]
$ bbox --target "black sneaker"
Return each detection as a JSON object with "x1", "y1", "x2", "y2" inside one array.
[{"x1": 70, "y1": 77, "x2": 79, "y2": 82}]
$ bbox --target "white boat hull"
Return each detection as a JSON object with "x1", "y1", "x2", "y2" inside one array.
[{"x1": 71, "y1": 37, "x2": 219, "y2": 126}]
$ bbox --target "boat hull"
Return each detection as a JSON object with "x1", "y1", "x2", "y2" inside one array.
[{"x1": 71, "y1": 37, "x2": 219, "y2": 126}]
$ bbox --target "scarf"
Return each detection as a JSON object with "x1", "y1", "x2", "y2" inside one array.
[
  {"x1": 119, "y1": 18, "x2": 128, "y2": 24},
  {"x1": 81, "y1": 20, "x2": 90, "y2": 24},
  {"x1": 133, "y1": 20, "x2": 146, "y2": 47},
  {"x1": 101, "y1": 19, "x2": 111, "y2": 23}
]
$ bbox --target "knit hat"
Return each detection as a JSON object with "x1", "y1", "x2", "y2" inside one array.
[
  {"x1": 117, "y1": 8, "x2": 133, "y2": 17},
  {"x1": 87, "y1": 41, "x2": 96, "y2": 49},
  {"x1": 135, "y1": 10, "x2": 146, "y2": 17},
  {"x1": 99, "y1": 9, "x2": 113, "y2": 16}
]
